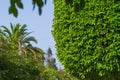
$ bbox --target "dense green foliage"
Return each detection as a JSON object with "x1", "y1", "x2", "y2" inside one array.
[
  {"x1": 0, "y1": 24, "x2": 45, "y2": 79},
  {"x1": 53, "y1": 0, "x2": 120, "y2": 79},
  {"x1": 9, "y1": 0, "x2": 46, "y2": 17},
  {"x1": 0, "y1": 51, "x2": 44, "y2": 80},
  {"x1": 0, "y1": 51, "x2": 75, "y2": 80},
  {"x1": 0, "y1": 23, "x2": 75, "y2": 80}
]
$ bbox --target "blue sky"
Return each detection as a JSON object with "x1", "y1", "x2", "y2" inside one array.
[{"x1": 0, "y1": 0, "x2": 63, "y2": 69}]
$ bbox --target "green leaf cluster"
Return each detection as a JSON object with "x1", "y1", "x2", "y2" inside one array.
[
  {"x1": 53, "y1": 0, "x2": 120, "y2": 79},
  {"x1": 0, "y1": 51, "x2": 44, "y2": 80},
  {"x1": 9, "y1": 0, "x2": 23, "y2": 17},
  {"x1": 9, "y1": 0, "x2": 46, "y2": 17}
]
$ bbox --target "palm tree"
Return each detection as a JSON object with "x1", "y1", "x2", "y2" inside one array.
[
  {"x1": 0, "y1": 29, "x2": 4, "y2": 52},
  {"x1": 0, "y1": 29, "x2": 9, "y2": 53},
  {"x1": 1, "y1": 23, "x2": 38, "y2": 56}
]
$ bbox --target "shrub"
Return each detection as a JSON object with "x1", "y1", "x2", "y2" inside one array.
[{"x1": 53, "y1": 0, "x2": 120, "y2": 79}]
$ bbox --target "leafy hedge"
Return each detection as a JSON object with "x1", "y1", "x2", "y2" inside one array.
[
  {"x1": 0, "y1": 51, "x2": 44, "y2": 80},
  {"x1": 53, "y1": 0, "x2": 120, "y2": 79},
  {"x1": 0, "y1": 51, "x2": 76, "y2": 80}
]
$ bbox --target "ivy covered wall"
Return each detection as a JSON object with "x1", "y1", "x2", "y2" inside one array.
[{"x1": 53, "y1": 0, "x2": 120, "y2": 79}]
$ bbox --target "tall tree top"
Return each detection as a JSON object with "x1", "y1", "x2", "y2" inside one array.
[{"x1": 47, "y1": 47, "x2": 52, "y2": 57}]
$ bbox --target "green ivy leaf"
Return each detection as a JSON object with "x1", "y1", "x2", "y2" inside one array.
[
  {"x1": 13, "y1": 7, "x2": 18, "y2": 17},
  {"x1": 16, "y1": 1, "x2": 23, "y2": 9}
]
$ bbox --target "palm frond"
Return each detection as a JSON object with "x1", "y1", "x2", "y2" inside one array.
[
  {"x1": 23, "y1": 36, "x2": 38, "y2": 44},
  {"x1": 1, "y1": 26, "x2": 12, "y2": 37},
  {"x1": 10, "y1": 23, "x2": 13, "y2": 33},
  {"x1": 12, "y1": 24, "x2": 20, "y2": 34},
  {"x1": 20, "y1": 24, "x2": 27, "y2": 32},
  {"x1": 21, "y1": 32, "x2": 32, "y2": 40},
  {"x1": 20, "y1": 24, "x2": 28, "y2": 35},
  {"x1": 32, "y1": 47, "x2": 45, "y2": 54}
]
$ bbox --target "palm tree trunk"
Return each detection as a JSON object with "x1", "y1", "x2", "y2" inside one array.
[{"x1": 18, "y1": 40, "x2": 22, "y2": 55}]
